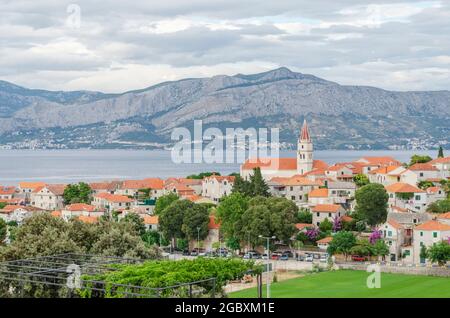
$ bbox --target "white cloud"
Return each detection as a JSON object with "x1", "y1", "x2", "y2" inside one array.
[{"x1": 0, "y1": 0, "x2": 448, "y2": 92}]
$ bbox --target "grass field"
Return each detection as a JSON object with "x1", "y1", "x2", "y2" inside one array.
[{"x1": 229, "y1": 270, "x2": 450, "y2": 298}]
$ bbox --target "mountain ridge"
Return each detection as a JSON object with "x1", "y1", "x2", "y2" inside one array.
[{"x1": 0, "y1": 67, "x2": 449, "y2": 150}]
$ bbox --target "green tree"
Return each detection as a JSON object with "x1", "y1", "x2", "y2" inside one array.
[
  {"x1": 427, "y1": 241, "x2": 450, "y2": 266},
  {"x1": 373, "y1": 239, "x2": 389, "y2": 260},
  {"x1": 235, "y1": 196, "x2": 298, "y2": 248},
  {"x1": 154, "y1": 193, "x2": 179, "y2": 215},
  {"x1": 319, "y1": 218, "x2": 333, "y2": 232},
  {"x1": 158, "y1": 199, "x2": 190, "y2": 242},
  {"x1": 250, "y1": 168, "x2": 270, "y2": 197},
  {"x1": 141, "y1": 230, "x2": 160, "y2": 246},
  {"x1": 0, "y1": 202, "x2": 6, "y2": 209},
  {"x1": 226, "y1": 237, "x2": 241, "y2": 251},
  {"x1": 0, "y1": 219, "x2": 7, "y2": 244},
  {"x1": 63, "y1": 182, "x2": 92, "y2": 204},
  {"x1": 297, "y1": 208, "x2": 312, "y2": 224},
  {"x1": 187, "y1": 172, "x2": 220, "y2": 179},
  {"x1": 182, "y1": 204, "x2": 210, "y2": 242},
  {"x1": 216, "y1": 193, "x2": 249, "y2": 238},
  {"x1": 409, "y1": 154, "x2": 432, "y2": 166},
  {"x1": 327, "y1": 231, "x2": 357, "y2": 260},
  {"x1": 121, "y1": 213, "x2": 146, "y2": 236},
  {"x1": 420, "y1": 245, "x2": 428, "y2": 263},
  {"x1": 353, "y1": 174, "x2": 370, "y2": 187},
  {"x1": 426, "y1": 199, "x2": 450, "y2": 213},
  {"x1": 438, "y1": 146, "x2": 444, "y2": 158},
  {"x1": 355, "y1": 183, "x2": 389, "y2": 226},
  {"x1": 176, "y1": 238, "x2": 189, "y2": 250},
  {"x1": 232, "y1": 175, "x2": 253, "y2": 196},
  {"x1": 417, "y1": 180, "x2": 434, "y2": 190}
]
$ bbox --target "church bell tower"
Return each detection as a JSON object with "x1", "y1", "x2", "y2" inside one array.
[{"x1": 297, "y1": 119, "x2": 313, "y2": 175}]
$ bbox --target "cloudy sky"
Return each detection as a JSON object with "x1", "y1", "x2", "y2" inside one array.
[{"x1": 1, "y1": 0, "x2": 449, "y2": 92}]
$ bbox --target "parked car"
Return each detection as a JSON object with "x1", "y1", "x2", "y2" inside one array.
[
  {"x1": 296, "y1": 255, "x2": 305, "y2": 262},
  {"x1": 282, "y1": 250, "x2": 293, "y2": 258},
  {"x1": 319, "y1": 254, "x2": 328, "y2": 263},
  {"x1": 261, "y1": 253, "x2": 268, "y2": 260},
  {"x1": 198, "y1": 250, "x2": 207, "y2": 257},
  {"x1": 305, "y1": 254, "x2": 313, "y2": 262},
  {"x1": 243, "y1": 253, "x2": 251, "y2": 259},
  {"x1": 280, "y1": 254, "x2": 289, "y2": 261},
  {"x1": 351, "y1": 255, "x2": 367, "y2": 262},
  {"x1": 190, "y1": 250, "x2": 199, "y2": 256},
  {"x1": 248, "y1": 251, "x2": 261, "y2": 259},
  {"x1": 271, "y1": 253, "x2": 281, "y2": 260}
]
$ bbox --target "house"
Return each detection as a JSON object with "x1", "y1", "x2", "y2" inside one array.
[
  {"x1": 295, "y1": 223, "x2": 313, "y2": 232},
  {"x1": 143, "y1": 215, "x2": 159, "y2": 231},
  {"x1": 17, "y1": 182, "x2": 46, "y2": 200},
  {"x1": 368, "y1": 166, "x2": 417, "y2": 186},
  {"x1": 165, "y1": 178, "x2": 203, "y2": 195},
  {"x1": 117, "y1": 178, "x2": 165, "y2": 198},
  {"x1": 437, "y1": 212, "x2": 450, "y2": 225},
  {"x1": 308, "y1": 188, "x2": 331, "y2": 206},
  {"x1": 0, "y1": 186, "x2": 16, "y2": 200},
  {"x1": 413, "y1": 220, "x2": 450, "y2": 264},
  {"x1": 89, "y1": 182, "x2": 120, "y2": 195},
  {"x1": 426, "y1": 186, "x2": 447, "y2": 205},
  {"x1": 385, "y1": 183, "x2": 427, "y2": 213},
  {"x1": 317, "y1": 236, "x2": 332, "y2": 250},
  {"x1": 325, "y1": 164, "x2": 354, "y2": 182},
  {"x1": 165, "y1": 183, "x2": 195, "y2": 197},
  {"x1": 30, "y1": 184, "x2": 66, "y2": 210},
  {"x1": 0, "y1": 205, "x2": 44, "y2": 223},
  {"x1": 240, "y1": 120, "x2": 328, "y2": 180},
  {"x1": 380, "y1": 219, "x2": 412, "y2": 262},
  {"x1": 354, "y1": 156, "x2": 402, "y2": 175},
  {"x1": 61, "y1": 203, "x2": 105, "y2": 221},
  {"x1": 429, "y1": 156, "x2": 450, "y2": 179},
  {"x1": 202, "y1": 175, "x2": 235, "y2": 202},
  {"x1": 409, "y1": 163, "x2": 440, "y2": 182},
  {"x1": 311, "y1": 204, "x2": 345, "y2": 227},
  {"x1": 77, "y1": 215, "x2": 99, "y2": 224},
  {"x1": 92, "y1": 193, "x2": 135, "y2": 212},
  {"x1": 268, "y1": 176, "x2": 322, "y2": 207},
  {"x1": 327, "y1": 181, "x2": 356, "y2": 206}
]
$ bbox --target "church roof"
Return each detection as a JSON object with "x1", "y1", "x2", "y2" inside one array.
[{"x1": 300, "y1": 119, "x2": 311, "y2": 141}]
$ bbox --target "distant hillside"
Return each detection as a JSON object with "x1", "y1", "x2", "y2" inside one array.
[{"x1": 0, "y1": 67, "x2": 449, "y2": 150}]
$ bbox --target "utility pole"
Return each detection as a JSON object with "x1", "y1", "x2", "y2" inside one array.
[{"x1": 259, "y1": 235, "x2": 276, "y2": 298}]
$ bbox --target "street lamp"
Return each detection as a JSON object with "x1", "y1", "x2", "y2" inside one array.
[
  {"x1": 259, "y1": 235, "x2": 276, "y2": 298},
  {"x1": 197, "y1": 227, "x2": 200, "y2": 252}
]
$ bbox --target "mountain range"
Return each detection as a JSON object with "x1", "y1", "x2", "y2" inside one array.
[{"x1": 0, "y1": 67, "x2": 449, "y2": 150}]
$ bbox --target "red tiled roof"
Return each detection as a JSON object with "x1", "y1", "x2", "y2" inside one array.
[
  {"x1": 300, "y1": 119, "x2": 311, "y2": 141},
  {"x1": 429, "y1": 156, "x2": 450, "y2": 164},
  {"x1": 308, "y1": 188, "x2": 328, "y2": 198},
  {"x1": 295, "y1": 223, "x2": 313, "y2": 230},
  {"x1": 78, "y1": 215, "x2": 99, "y2": 224},
  {"x1": 437, "y1": 212, "x2": 450, "y2": 220},
  {"x1": 387, "y1": 219, "x2": 403, "y2": 229},
  {"x1": 369, "y1": 165, "x2": 400, "y2": 175},
  {"x1": 341, "y1": 215, "x2": 353, "y2": 222},
  {"x1": 0, "y1": 186, "x2": 16, "y2": 195},
  {"x1": 409, "y1": 163, "x2": 438, "y2": 171},
  {"x1": 312, "y1": 204, "x2": 341, "y2": 213},
  {"x1": 18, "y1": 182, "x2": 46, "y2": 190},
  {"x1": 317, "y1": 236, "x2": 333, "y2": 244},
  {"x1": 143, "y1": 215, "x2": 159, "y2": 225},
  {"x1": 415, "y1": 220, "x2": 450, "y2": 231},
  {"x1": 122, "y1": 178, "x2": 164, "y2": 190},
  {"x1": 94, "y1": 193, "x2": 134, "y2": 203},
  {"x1": 66, "y1": 203, "x2": 97, "y2": 212},
  {"x1": 357, "y1": 156, "x2": 402, "y2": 166},
  {"x1": 385, "y1": 183, "x2": 425, "y2": 193}
]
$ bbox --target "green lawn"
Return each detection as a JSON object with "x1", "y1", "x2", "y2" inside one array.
[{"x1": 229, "y1": 270, "x2": 450, "y2": 298}]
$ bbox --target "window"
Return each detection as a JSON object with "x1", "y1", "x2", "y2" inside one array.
[
  {"x1": 433, "y1": 232, "x2": 438, "y2": 238},
  {"x1": 328, "y1": 213, "x2": 332, "y2": 217},
  {"x1": 415, "y1": 195, "x2": 421, "y2": 200},
  {"x1": 403, "y1": 250, "x2": 410, "y2": 256},
  {"x1": 316, "y1": 212, "x2": 320, "y2": 217},
  {"x1": 290, "y1": 186, "x2": 293, "y2": 191},
  {"x1": 420, "y1": 231, "x2": 423, "y2": 237},
  {"x1": 291, "y1": 196, "x2": 296, "y2": 200},
  {"x1": 388, "y1": 231, "x2": 392, "y2": 237}
]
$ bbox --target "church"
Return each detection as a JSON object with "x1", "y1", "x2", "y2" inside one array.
[{"x1": 240, "y1": 120, "x2": 328, "y2": 180}]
